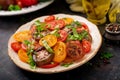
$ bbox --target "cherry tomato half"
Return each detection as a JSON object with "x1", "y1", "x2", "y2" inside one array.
[
  {"x1": 40, "y1": 62, "x2": 59, "y2": 68},
  {"x1": 46, "y1": 21, "x2": 57, "y2": 30},
  {"x1": 13, "y1": 30, "x2": 32, "y2": 42},
  {"x1": 11, "y1": 42, "x2": 22, "y2": 52},
  {"x1": 81, "y1": 22, "x2": 89, "y2": 32},
  {"x1": 58, "y1": 30, "x2": 68, "y2": 42},
  {"x1": 77, "y1": 22, "x2": 89, "y2": 33},
  {"x1": 39, "y1": 35, "x2": 57, "y2": 47},
  {"x1": 18, "y1": 49, "x2": 29, "y2": 63},
  {"x1": 56, "y1": 19, "x2": 65, "y2": 29},
  {"x1": 44, "y1": 15, "x2": 55, "y2": 22},
  {"x1": 53, "y1": 41, "x2": 67, "y2": 63},
  {"x1": 82, "y1": 39, "x2": 91, "y2": 53},
  {"x1": 46, "y1": 19, "x2": 65, "y2": 30},
  {"x1": 62, "y1": 17, "x2": 74, "y2": 25}
]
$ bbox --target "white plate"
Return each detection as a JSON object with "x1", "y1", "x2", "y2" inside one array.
[
  {"x1": 8, "y1": 14, "x2": 102, "y2": 74},
  {"x1": 0, "y1": 0, "x2": 54, "y2": 16}
]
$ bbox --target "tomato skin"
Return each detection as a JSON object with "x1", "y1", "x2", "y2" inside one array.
[
  {"x1": 40, "y1": 62, "x2": 59, "y2": 68},
  {"x1": 16, "y1": 0, "x2": 23, "y2": 8},
  {"x1": 46, "y1": 19, "x2": 65, "y2": 30},
  {"x1": 11, "y1": 42, "x2": 22, "y2": 52},
  {"x1": 53, "y1": 42, "x2": 67, "y2": 63},
  {"x1": 77, "y1": 22, "x2": 89, "y2": 33},
  {"x1": 39, "y1": 35, "x2": 57, "y2": 47},
  {"x1": 58, "y1": 30, "x2": 68, "y2": 42},
  {"x1": 56, "y1": 19, "x2": 65, "y2": 29},
  {"x1": 81, "y1": 22, "x2": 89, "y2": 32},
  {"x1": 46, "y1": 21, "x2": 57, "y2": 30},
  {"x1": 13, "y1": 30, "x2": 32, "y2": 42},
  {"x1": 66, "y1": 40, "x2": 84, "y2": 60},
  {"x1": 82, "y1": 39, "x2": 91, "y2": 53},
  {"x1": 18, "y1": 49, "x2": 29, "y2": 63},
  {"x1": 44, "y1": 15, "x2": 55, "y2": 22},
  {"x1": 20, "y1": 0, "x2": 37, "y2": 7},
  {"x1": 62, "y1": 17, "x2": 74, "y2": 25}
]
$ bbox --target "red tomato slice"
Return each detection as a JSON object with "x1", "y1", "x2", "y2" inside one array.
[
  {"x1": 77, "y1": 22, "x2": 89, "y2": 33},
  {"x1": 40, "y1": 62, "x2": 59, "y2": 68},
  {"x1": 82, "y1": 39, "x2": 91, "y2": 53},
  {"x1": 44, "y1": 15, "x2": 55, "y2": 22},
  {"x1": 20, "y1": 0, "x2": 37, "y2": 7},
  {"x1": 11, "y1": 42, "x2": 22, "y2": 52},
  {"x1": 16, "y1": 0, "x2": 23, "y2": 8},
  {"x1": 56, "y1": 19, "x2": 65, "y2": 29},
  {"x1": 46, "y1": 21, "x2": 57, "y2": 30},
  {"x1": 81, "y1": 22, "x2": 89, "y2": 32},
  {"x1": 46, "y1": 19, "x2": 65, "y2": 30},
  {"x1": 58, "y1": 30, "x2": 68, "y2": 42}
]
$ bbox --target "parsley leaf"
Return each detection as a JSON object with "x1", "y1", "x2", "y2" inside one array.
[{"x1": 100, "y1": 52, "x2": 113, "y2": 59}]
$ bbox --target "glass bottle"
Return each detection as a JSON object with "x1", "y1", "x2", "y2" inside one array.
[{"x1": 82, "y1": 0, "x2": 111, "y2": 25}]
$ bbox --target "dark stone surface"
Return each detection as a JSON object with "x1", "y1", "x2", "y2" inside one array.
[{"x1": 0, "y1": 0, "x2": 120, "y2": 80}]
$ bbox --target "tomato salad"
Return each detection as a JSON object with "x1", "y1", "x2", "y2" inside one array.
[{"x1": 11, "y1": 15, "x2": 92, "y2": 69}]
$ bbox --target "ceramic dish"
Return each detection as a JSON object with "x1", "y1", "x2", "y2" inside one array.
[
  {"x1": 105, "y1": 23, "x2": 120, "y2": 35},
  {"x1": 0, "y1": 0, "x2": 54, "y2": 16},
  {"x1": 8, "y1": 14, "x2": 102, "y2": 74}
]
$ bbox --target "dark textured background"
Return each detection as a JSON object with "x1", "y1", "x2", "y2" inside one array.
[{"x1": 0, "y1": 0, "x2": 120, "y2": 80}]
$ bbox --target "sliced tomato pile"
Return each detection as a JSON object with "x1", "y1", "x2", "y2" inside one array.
[{"x1": 11, "y1": 15, "x2": 92, "y2": 69}]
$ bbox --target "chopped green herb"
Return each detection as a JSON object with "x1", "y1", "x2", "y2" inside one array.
[
  {"x1": 61, "y1": 62, "x2": 73, "y2": 67},
  {"x1": 34, "y1": 20, "x2": 46, "y2": 32},
  {"x1": 72, "y1": 27, "x2": 79, "y2": 38},
  {"x1": 42, "y1": 40, "x2": 54, "y2": 53},
  {"x1": 100, "y1": 52, "x2": 113, "y2": 59},
  {"x1": 50, "y1": 28, "x2": 60, "y2": 37},
  {"x1": 28, "y1": 54, "x2": 36, "y2": 69},
  {"x1": 24, "y1": 40, "x2": 31, "y2": 46},
  {"x1": 68, "y1": 30, "x2": 88, "y2": 41},
  {"x1": 23, "y1": 40, "x2": 36, "y2": 68},
  {"x1": 66, "y1": 21, "x2": 81, "y2": 29},
  {"x1": 8, "y1": 5, "x2": 21, "y2": 11}
]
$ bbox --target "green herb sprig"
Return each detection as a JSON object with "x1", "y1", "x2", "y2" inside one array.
[
  {"x1": 23, "y1": 40, "x2": 36, "y2": 69},
  {"x1": 8, "y1": 5, "x2": 21, "y2": 11}
]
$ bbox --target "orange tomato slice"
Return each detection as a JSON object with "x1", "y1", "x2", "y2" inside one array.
[
  {"x1": 13, "y1": 30, "x2": 32, "y2": 42},
  {"x1": 39, "y1": 35, "x2": 57, "y2": 47},
  {"x1": 62, "y1": 17, "x2": 74, "y2": 25},
  {"x1": 18, "y1": 49, "x2": 29, "y2": 63},
  {"x1": 53, "y1": 41, "x2": 67, "y2": 63}
]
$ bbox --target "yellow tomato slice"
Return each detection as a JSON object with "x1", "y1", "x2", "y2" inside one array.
[
  {"x1": 39, "y1": 35, "x2": 57, "y2": 47},
  {"x1": 53, "y1": 41, "x2": 67, "y2": 63},
  {"x1": 13, "y1": 30, "x2": 32, "y2": 42},
  {"x1": 18, "y1": 49, "x2": 29, "y2": 63},
  {"x1": 62, "y1": 17, "x2": 74, "y2": 25}
]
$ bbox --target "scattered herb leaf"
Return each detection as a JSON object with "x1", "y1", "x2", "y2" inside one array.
[
  {"x1": 61, "y1": 62, "x2": 73, "y2": 67},
  {"x1": 100, "y1": 52, "x2": 113, "y2": 59}
]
